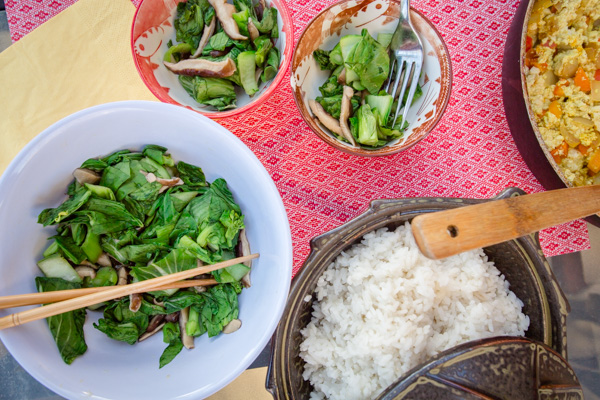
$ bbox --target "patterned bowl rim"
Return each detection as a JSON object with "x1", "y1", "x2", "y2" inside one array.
[
  {"x1": 130, "y1": 0, "x2": 295, "y2": 119},
  {"x1": 290, "y1": 0, "x2": 453, "y2": 156}
]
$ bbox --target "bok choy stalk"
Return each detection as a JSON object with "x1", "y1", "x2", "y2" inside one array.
[{"x1": 35, "y1": 145, "x2": 250, "y2": 367}]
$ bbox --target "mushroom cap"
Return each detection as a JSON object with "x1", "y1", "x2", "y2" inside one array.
[
  {"x1": 191, "y1": 17, "x2": 216, "y2": 59},
  {"x1": 248, "y1": 19, "x2": 260, "y2": 41},
  {"x1": 339, "y1": 85, "x2": 357, "y2": 146},
  {"x1": 73, "y1": 168, "x2": 101, "y2": 185},
  {"x1": 309, "y1": 100, "x2": 342, "y2": 135},
  {"x1": 222, "y1": 319, "x2": 242, "y2": 334},
  {"x1": 75, "y1": 266, "x2": 96, "y2": 279},
  {"x1": 208, "y1": 0, "x2": 248, "y2": 41},
  {"x1": 163, "y1": 58, "x2": 237, "y2": 78}
]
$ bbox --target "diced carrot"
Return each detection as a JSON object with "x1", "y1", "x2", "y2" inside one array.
[
  {"x1": 575, "y1": 67, "x2": 591, "y2": 92},
  {"x1": 548, "y1": 100, "x2": 562, "y2": 118},
  {"x1": 532, "y1": 62, "x2": 548, "y2": 72},
  {"x1": 588, "y1": 151, "x2": 600, "y2": 174},
  {"x1": 526, "y1": 35, "x2": 533, "y2": 52},
  {"x1": 578, "y1": 144, "x2": 590, "y2": 155},
  {"x1": 595, "y1": 69, "x2": 600, "y2": 81},
  {"x1": 554, "y1": 80, "x2": 570, "y2": 96},
  {"x1": 550, "y1": 141, "x2": 568, "y2": 164},
  {"x1": 554, "y1": 85, "x2": 565, "y2": 96}
]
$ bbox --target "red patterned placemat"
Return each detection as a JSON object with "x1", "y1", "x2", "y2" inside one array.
[{"x1": 5, "y1": 0, "x2": 590, "y2": 276}]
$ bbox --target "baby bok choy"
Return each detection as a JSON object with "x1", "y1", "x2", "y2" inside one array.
[
  {"x1": 163, "y1": 0, "x2": 282, "y2": 110},
  {"x1": 310, "y1": 29, "x2": 423, "y2": 148},
  {"x1": 35, "y1": 145, "x2": 252, "y2": 367}
]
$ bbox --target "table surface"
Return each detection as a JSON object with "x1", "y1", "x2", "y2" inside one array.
[{"x1": 2, "y1": 7, "x2": 600, "y2": 400}]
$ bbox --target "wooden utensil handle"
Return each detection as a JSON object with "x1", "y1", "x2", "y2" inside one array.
[
  {"x1": 411, "y1": 186, "x2": 600, "y2": 259},
  {"x1": 0, "y1": 254, "x2": 257, "y2": 330},
  {"x1": 0, "y1": 279, "x2": 218, "y2": 309}
]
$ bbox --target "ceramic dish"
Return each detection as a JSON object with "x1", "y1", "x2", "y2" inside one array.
[
  {"x1": 377, "y1": 336, "x2": 582, "y2": 399},
  {"x1": 131, "y1": 0, "x2": 294, "y2": 119},
  {"x1": 291, "y1": 0, "x2": 452, "y2": 156},
  {"x1": 0, "y1": 101, "x2": 293, "y2": 400},
  {"x1": 266, "y1": 187, "x2": 570, "y2": 399}
]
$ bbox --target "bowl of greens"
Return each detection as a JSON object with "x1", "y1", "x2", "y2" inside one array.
[
  {"x1": 291, "y1": 0, "x2": 452, "y2": 156},
  {"x1": 0, "y1": 101, "x2": 293, "y2": 399},
  {"x1": 131, "y1": 0, "x2": 293, "y2": 118}
]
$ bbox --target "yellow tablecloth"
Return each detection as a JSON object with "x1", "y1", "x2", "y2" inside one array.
[
  {"x1": 0, "y1": 0, "x2": 155, "y2": 174},
  {"x1": 0, "y1": 0, "x2": 272, "y2": 398}
]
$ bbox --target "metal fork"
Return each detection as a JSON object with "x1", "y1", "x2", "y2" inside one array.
[{"x1": 384, "y1": 0, "x2": 424, "y2": 132}]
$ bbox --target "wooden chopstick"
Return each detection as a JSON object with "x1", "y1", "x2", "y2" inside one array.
[
  {"x1": 0, "y1": 253, "x2": 258, "y2": 330},
  {"x1": 0, "y1": 279, "x2": 219, "y2": 309}
]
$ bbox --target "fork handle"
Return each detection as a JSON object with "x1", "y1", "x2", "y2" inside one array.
[{"x1": 400, "y1": 0, "x2": 410, "y2": 19}]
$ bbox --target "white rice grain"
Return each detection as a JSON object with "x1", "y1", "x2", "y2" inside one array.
[{"x1": 299, "y1": 223, "x2": 529, "y2": 400}]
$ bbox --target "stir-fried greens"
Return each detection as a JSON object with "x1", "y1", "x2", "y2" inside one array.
[
  {"x1": 311, "y1": 29, "x2": 423, "y2": 148},
  {"x1": 36, "y1": 145, "x2": 251, "y2": 367},
  {"x1": 164, "y1": 0, "x2": 281, "y2": 110}
]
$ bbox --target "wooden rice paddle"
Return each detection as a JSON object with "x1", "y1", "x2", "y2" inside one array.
[
  {"x1": 0, "y1": 278, "x2": 218, "y2": 309},
  {"x1": 0, "y1": 253, "x2": 258, "y2": 330},
  {"x1": 411, "y1": 186, "x2": 600, "y2": 259}
]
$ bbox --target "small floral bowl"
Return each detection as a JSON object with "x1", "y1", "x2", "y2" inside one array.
[
  {"x1": 131, "y1": 0, "x2": 294, "y2": 119},
  {"x1": 291, "y1": 0, "x2": 452, "y2": 156}
]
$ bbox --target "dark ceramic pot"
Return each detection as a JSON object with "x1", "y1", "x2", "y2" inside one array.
[
  {"x1": 376, "y1": 336, "x2": 582, "y2": 399},
  {"x1": 266, "y1": 187, "x2": 571, "y2": 399}
]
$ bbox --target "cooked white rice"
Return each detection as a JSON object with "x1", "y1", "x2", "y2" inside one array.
[{"x1": 299, "y1": 223, "x2": 530, "y2": 400}]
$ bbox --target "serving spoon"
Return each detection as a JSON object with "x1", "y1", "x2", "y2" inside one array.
[{"x1": 411, "y1": 185, "x2": 600, "y2": 259}]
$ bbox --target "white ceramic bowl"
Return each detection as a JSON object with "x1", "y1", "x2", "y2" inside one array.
[{"x1": 0, "y1": 101, "x2": 293, "y2": 400}]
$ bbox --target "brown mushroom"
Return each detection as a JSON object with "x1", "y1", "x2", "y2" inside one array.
[
  {"x1": 339, "y1": 86, "x2": 357, "y2": 146},
  {"x1": 75, "y1": 266, "x2": 96, "y2": 279},
  {"x1": 117, "y1": 266, "x2": 128, "y2": 286},
  {"x1": 248, "y1": 19, "x2": 260, "y2": 41},
  {"x1": 236, "y1": 229, "x2": 252, "y2": 288},
  {"x1": 191, "y1": 16, "x2": 216, "y2": 58},
  {"x1": 337, "y1": 68, "x2": 347, "y2": 85},
  {"x1": 96, "y1": 253, "x2": 112, "y2": 268},
  {"x1": 255, "y1": 0, "x2": 266, "y2": 20},
  {"x1": 153, "y1": 298, "x2": 165, "y2": 307},
  {"x1": 165, "y1": 312, "x2": 180, "y2": 323},
  {"x1": 73, "y1": 168, "x2": 101, "y2": 185},
  {"x1": 222, "y1": 319, "x2": 242, "y2": 334},
  {"x1": 156, "y1": 176, "x2": 184, "y2": 188},
  {"x1": 139, "y1": 321, "x2": 166, "y2": 342},
  {"x1": 129, "y1": 293, "x2": 142, "y2": 312},
  {"x1": 146, "y1": 315, "x2": 166, "y2": 333},
  {"x1": 309, "y1": 100, "x2": 342, "y2": 135},
  {"x1": 143, "y1": 171, "x2": 157, "y2": 183},
  {"x1": 208, "y1": 0, "x2": 248, "y2": 40},
  {"x1": 80, "y1": 260, "x2": 98, "y2": 269},
  {"x1": 163, "y1": 58, "x2": 237, "y2": 78},
  {"x1": 179, "y1": 307, "x2": 195, "y2": 349}
]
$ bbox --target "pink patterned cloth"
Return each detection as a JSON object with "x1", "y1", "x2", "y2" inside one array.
[{"x1": 5, "y1": 0, "x2": 591, "y2": 276}]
